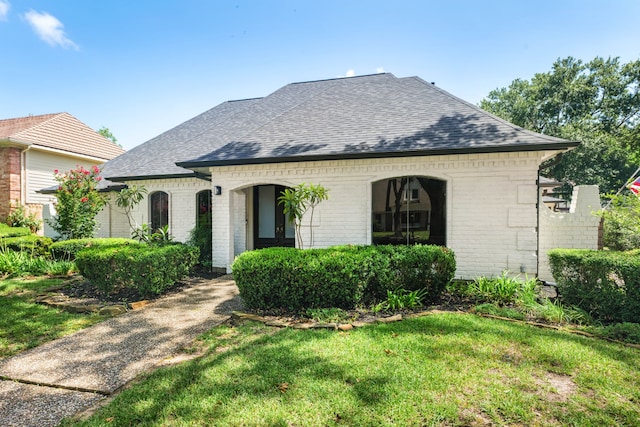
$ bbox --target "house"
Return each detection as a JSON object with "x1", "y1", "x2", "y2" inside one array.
[
  {"x1": 98, "y1": 73, "x2": 600, "y2": 280},
  {"x1": 0, "y1": 113, "x2": 125, "y2": 235}
]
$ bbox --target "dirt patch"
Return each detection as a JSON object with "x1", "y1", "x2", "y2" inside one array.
[{"x1": 537, "y1": 372, "x2": 577, "y2": 403}]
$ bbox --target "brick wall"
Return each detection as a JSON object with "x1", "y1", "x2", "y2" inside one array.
[
  {"x1": 0, "y1": 147, "x2": 23, "y2": 221},
  {"x1": 538, "y1": 185, "x2": 601, "y2": 282},
  {"x1": 210, "y1": 152, "x2": 545, "y2": 278},
  {"x1": 94, "y1": 178, "x2": 211, "y2": 241}
]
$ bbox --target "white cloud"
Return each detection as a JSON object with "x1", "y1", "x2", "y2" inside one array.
[
  {"x1": 345, "y1": 69, "x2": 355, "y2": 77},
  {"x1": 376, "y1": 67, "x2": 385, "y2": 73},
  {"x1": 0, "y1": 1, "x2": 10, "y2": 21},
  {"x1": 24, "y1": 9, "x2": 78, "y2": 49}
]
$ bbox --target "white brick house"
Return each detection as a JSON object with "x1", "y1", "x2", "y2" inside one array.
[{"x1": 97, "y1": 73, "x2": 597, "y2": 280}]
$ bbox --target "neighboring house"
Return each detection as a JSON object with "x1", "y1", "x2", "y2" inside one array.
[
  {"x1": 99, "y1": 73, "x2": 600, "y2": 280},
  {"x1": 0, "y1": 113, "x2": 125, "y2": 236}
]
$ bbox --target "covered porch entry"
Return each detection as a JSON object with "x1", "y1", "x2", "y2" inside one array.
[{"x1": 246, "y1": 184, "x2": 295, "y2": 250}]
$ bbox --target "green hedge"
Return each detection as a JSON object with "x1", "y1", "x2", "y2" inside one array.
[
  {"x1": 0, "y1": 224, "x2": 31, "y2": 238},
  {"x1": 548, "y1": 249, "x2": 640, "y2": 323},
  {"x1": 0, "y1": 235, "x2": 53, "y2": 256},
  {"x1": 50, "y1": 238, "x2": 142, "y2": 260},
  {"x1": 76, "y1": 244, "x2": 199, "y2": 297},
  {"x1": 232, "y1": 245, "x2": 456, "y2": 311}
]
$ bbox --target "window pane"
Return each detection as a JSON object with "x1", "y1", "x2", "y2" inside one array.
[
  {"x1": 150, "y1": 192, "x2": 168, "y2": 232},
  {"x1": 197, "y1": 190, "x2": 212, "y2": 227},
  {"x1": 258, "y1": 186, "x2": 275, "y2": 238}
]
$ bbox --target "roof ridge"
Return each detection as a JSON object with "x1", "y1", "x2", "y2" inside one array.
[
  {"x1": 169, "y1": 98, "x2": 264, "y2": 151},
  {"x1": 227, "y1": 73, "x2": 397, "y2": 142},
  {"x1": 289, "y1": 72, "x2": 394, "y2": 86}
]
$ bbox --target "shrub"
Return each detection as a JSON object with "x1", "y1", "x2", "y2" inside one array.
[
  {"x1": 0, "y1": 235, "x2": 53, "y2": 257},
  {"x1": 597, "y1": 194, "x2": 640, "y2": 251},
  {"x1": 76, "y1": 244, "x2": 199, "y2": 297},
  {"x1": 50, "y1": 238, "x2": 141, "y2": 260},
  {"x1": 232, "y1": 245, "x2": 456, "y2": 311},
  {"x1": 548, "y1": 249, "x2": 640, "y2": 323},
  {"x1": 48, "y1": 166, "x2": 106, "y2": 239},
  {"x1": 6, "y1": 201, "x2": 41, "y2": 233},
  {"x1": 375, "y1": 244, "x2": 457, "y2": 300},
  {"x1": 0, "y1": 224, "x2": 31, "y2": 238},
  {"x1": 187, "y1": 222, "x2": 212, "y2": 265}
]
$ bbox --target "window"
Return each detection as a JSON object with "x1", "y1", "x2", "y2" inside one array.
[
  {"x1": 150, "y1": 191, "x2": 169, "y2": 232},
  {"x1": 404, "y1": 178, "x2": 420, "y2": 201},
  {"x1": 196, "y1": 190, "x2": 212, "y2": 227}
]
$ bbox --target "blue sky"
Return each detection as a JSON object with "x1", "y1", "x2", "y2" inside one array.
[{"x1": 1, "y1": 1, "x2": 639, "y2": 150}]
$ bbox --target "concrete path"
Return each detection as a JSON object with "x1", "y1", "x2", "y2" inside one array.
[{"x1": 0, "y1": 276, "x2": 243, "y2": 427}]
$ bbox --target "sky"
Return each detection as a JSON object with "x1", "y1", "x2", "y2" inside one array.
[{"x1": 1, "y1": 1, "x2": 639, "y2": 150}]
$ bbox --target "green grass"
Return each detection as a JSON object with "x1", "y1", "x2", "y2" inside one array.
[
  {"x1": 0, "y1": 277, "x2": 106, "y2": 359},
  {"x1": 65, "y1": 314, "x2": 640, "y2": 427}
]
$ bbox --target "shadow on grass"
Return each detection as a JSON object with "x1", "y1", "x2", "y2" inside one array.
[
  {"x1": 0, "y1": 295, "x2": 104, "y2": 359},
  {"x1": 68, "y1": 312, "x2": 640, "y2": 426}
]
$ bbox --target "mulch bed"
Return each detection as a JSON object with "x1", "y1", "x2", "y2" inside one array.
[{"x1": 55, "y1": 268, "x2": 226, "y2": 305}]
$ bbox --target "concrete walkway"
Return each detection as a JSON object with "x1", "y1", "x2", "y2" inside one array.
[{"x1": 0, "y1": 276, "x2": 243, "y2": 427}]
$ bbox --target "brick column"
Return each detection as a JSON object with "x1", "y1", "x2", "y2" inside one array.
[{"x1": 0, "y1": 147, "x2": 22, "y2": 221}]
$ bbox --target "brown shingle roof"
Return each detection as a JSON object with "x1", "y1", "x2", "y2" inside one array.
[{"x1": 0, "y1": 112, "x2": 125, "y2": 160}]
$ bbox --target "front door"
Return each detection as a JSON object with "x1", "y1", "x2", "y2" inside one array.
[{"x1": 253, "y1": 185, "x2": 295, "y2": 249}]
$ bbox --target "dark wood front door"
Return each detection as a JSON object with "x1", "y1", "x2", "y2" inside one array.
[{"x1": 253, "y1": 185, "x2": 295, "y2": 249}]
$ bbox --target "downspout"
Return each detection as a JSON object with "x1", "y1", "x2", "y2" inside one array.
[{"x1": 20, "y1": 145, "x2": 31, "y2": 206}]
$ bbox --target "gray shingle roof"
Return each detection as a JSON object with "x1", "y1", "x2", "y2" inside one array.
[{"x1": 103, "y1": 73, "x2": 576, "y2": 182}]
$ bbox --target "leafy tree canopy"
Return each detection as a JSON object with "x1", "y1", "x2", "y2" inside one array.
[
  {"x1": 98, "y1": 126, "x2": 121, "y2": 147},
  {"x1": 480, "y1": 56, "x2": 640, "y2": 195}
]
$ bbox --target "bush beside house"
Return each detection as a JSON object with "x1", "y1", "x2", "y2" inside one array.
[
  {"x1": 548, "y1": 248, "x2": 640, "y2": 323},
  {"x1": 76, "y1": 244, "x2": 199, "y2": 297},
  {"x1": 232, "y1": 245, "x2": 456, "y2": 311},
  {"x1": 50, "y1": 238, "x2": 142, "y2": 260}
]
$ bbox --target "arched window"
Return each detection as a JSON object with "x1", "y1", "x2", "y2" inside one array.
[
  {"x1": 196, "y1": 190, "x2": 212, "y2": 227},
  {"x1": 150, "y1": 191, "x2": 169, "y2": 232},
  {"x1": 371, "y1": 176, "x2": 446, "y2": 246}
]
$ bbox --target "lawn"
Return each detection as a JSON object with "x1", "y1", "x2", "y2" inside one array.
[
  {"x1": 66, "y1": 313, "x2": 640, "y2": 427},
  {"x1": 0, "y1": 277, "x2": 106, "y2": 359}
]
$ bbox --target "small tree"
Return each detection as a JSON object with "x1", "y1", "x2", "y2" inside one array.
[
  {"x1": 278, "y1": 183, "x2": 329, "y2": 249},
  {"x1": 48, "y1": 166, "x2": 105, "y2": 239},
  {"x1": 598, "y1": 193, "x2": 640, "y2": 250},
  {"x1": 114, "y1": 184, "x2": 147, "y2": 232}
]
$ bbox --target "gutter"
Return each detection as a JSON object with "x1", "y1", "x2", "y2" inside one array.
[{"x1": 175, "y1": 141, "x2": 581, "y2": 169}]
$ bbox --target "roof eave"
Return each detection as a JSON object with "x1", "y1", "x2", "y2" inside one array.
[
  {"x1": 176, "y1": 141, "x2": 580, "y2": 169},
  {"x1": 104, "y1": 172, "x2": 199, "y2": 183},
  {"x1": 0, "y1": 137, "x2": 32, "y2": 149}
]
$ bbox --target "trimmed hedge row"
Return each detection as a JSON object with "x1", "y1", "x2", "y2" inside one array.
[
  {"x1": 76, "y1": 244, "x2": 199, "y2": 297},
  {"x1": 50, "y1": 238, "x2": 142, "y2": 260},
  {"x1": 0, "y1": 235, "x2": 53, "y2": 256},
  {"x1": 232, "y1": 245, "x2": 456, "y2": 311},
  {"x1": 548, "y1": 249, "x2": 640, "y2": 323},
  {"x1": 0, "y1": 224, "x2": 31, "y2": 238}
]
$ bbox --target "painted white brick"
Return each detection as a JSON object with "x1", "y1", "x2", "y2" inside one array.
[
  {"x1": 207, "y1": 152, "x2": 547, "y2": 278},
  {"x1": 538, "y1": 185, "x2": 601, "y2": 282}
]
